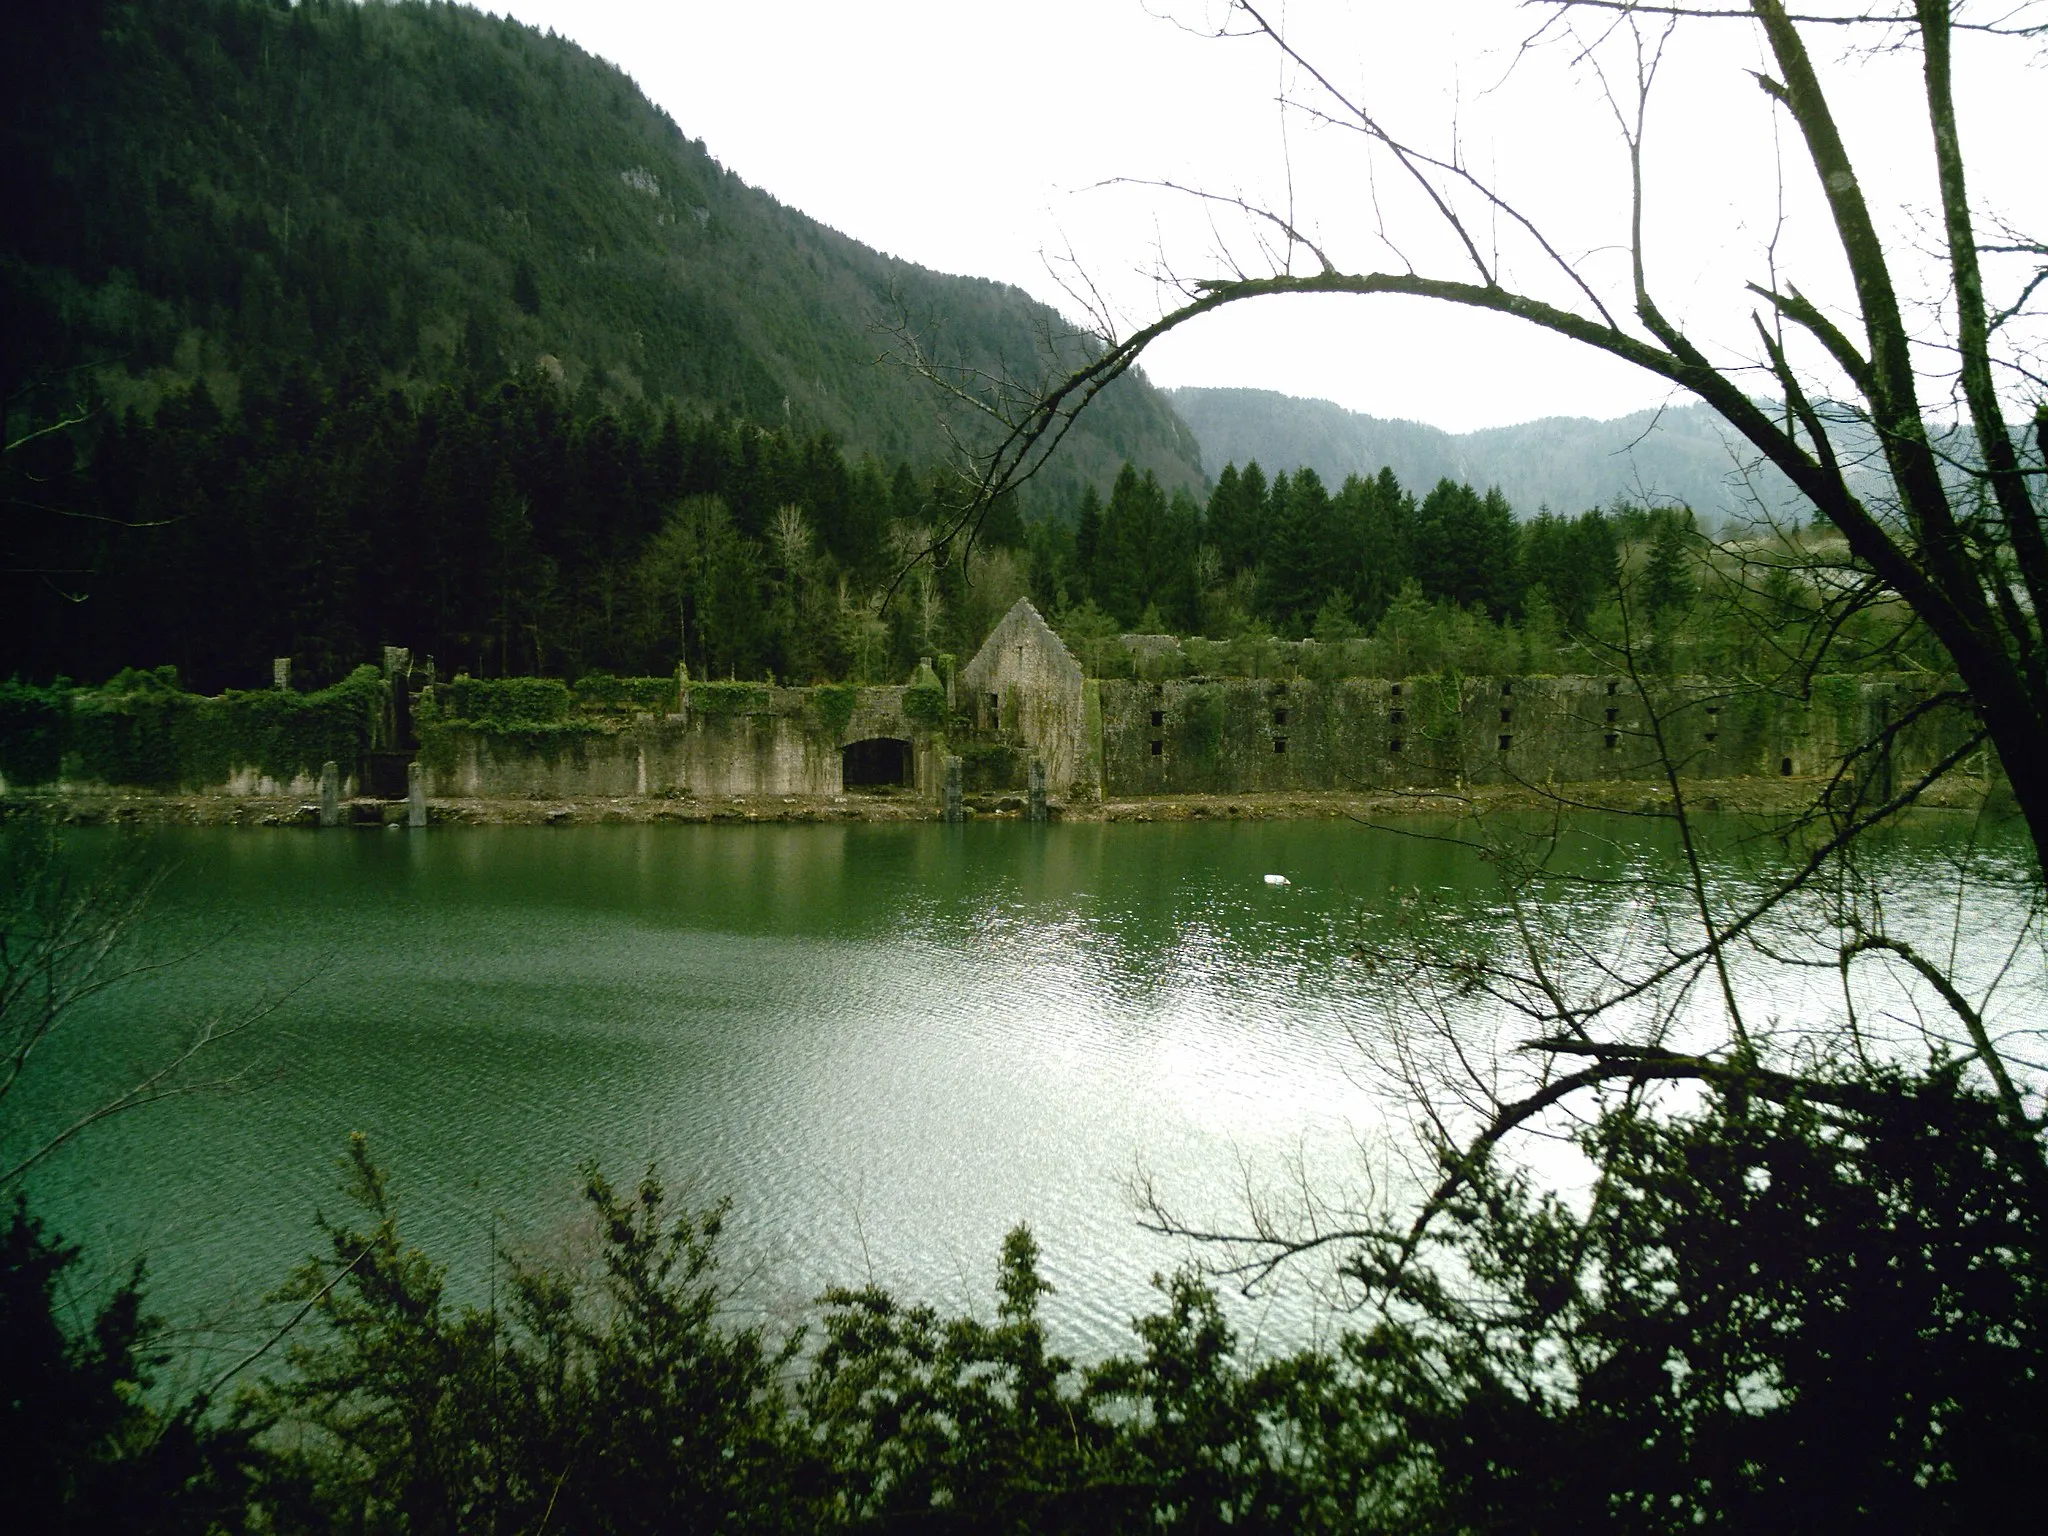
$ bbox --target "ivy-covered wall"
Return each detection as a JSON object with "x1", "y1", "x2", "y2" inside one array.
[
  {"x1": 0, "y1": 667, "x2": 389, "y2": 794},
  {"x1": 419, "y1": 683, "x2": 943, "y2": 800},
  {"x1": 1095, "y1": 675, "x2": 1985, "y2": 797},
  {"x1": 5, "y1": 662, "x2": 1987, "y2": 809}
]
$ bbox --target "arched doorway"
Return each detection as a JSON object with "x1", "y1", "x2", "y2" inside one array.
[{"x1": 841, "y1": 737, "x2": 913, "y2": 790}]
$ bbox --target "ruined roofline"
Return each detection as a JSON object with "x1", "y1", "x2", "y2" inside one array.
[{"x1": 960, "y1": 597, "x2": 1084, "y2": 688}]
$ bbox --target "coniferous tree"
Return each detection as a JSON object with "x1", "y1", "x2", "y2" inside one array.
[
  {"x1": 1073, "y1": 483, "x2": 1105, "y2": 606},
  {"x1": 1641, "y1": 511, "x2": 1697, "y2": 620},
  {"x1": 1095, "y1": 464, "x2": 1197, "y2": 630},
  {"x1": 1412, "y1": 478, "x2": 1524, "y2": 620},
  {"x1": 1523, "y1": 507, "x2": 1620, "y2": 631},
  {"x1": 1263, "y1": 465, "x2": 1337, "y2": 637},
  {"x1": 1204, "y1": 460, "x2": 1267, "y2": 580}
]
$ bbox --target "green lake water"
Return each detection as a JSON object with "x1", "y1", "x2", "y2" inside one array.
[{"x1": 10, "y1": 813, "x2": 2032, "y2": 1376}]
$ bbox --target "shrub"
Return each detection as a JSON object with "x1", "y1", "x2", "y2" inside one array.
[
  {"x1": 446, "y1": 675, "x2": 571, "y2": 726},
  {"x1": 901, "y1": 684, "x2": 947, "y2": 730},
  {"x1": 575, "y1": 673, "x2": 679, "y2": 713},
  {"x1": 689, "y1": 681, "x2": 772, "y2": 717},
  {"x1": 812, "y1": 683, "x2": 860, "y2": 741}
]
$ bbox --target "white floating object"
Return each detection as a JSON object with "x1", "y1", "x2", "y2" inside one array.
[{"x1": 1263, "y1": 873, "x2": 1290, "y2": 886}]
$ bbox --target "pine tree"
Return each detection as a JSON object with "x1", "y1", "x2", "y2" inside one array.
[
  {"x1": 1073, "y1": 484, "x2": 1104, "y2": 604},
  {"x1": 1641, "y1": 512, "x2": 1696, "y2": 620},
  {"x1": 1205, "y1": 460, "x2": 1266, "y2": 578},
  {"x1": 1095, "y1": 464, "x2": 1197, "y2": 629},
  {"x1": 1412, "y1": 478, "x2": 1523, "y2": 620},
  {"x1": 1262, "y1": 466, "x2": 1336, "y2": 637}
]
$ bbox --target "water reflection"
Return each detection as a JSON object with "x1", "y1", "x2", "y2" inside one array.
[{"x1": 11, "y1": 811, "x2": 2032, "y2": 1371}]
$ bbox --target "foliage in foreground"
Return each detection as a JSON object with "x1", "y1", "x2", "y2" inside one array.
[
  {"x1": 8, "y1": 1067, "x2": 2042, "y2": 1534},
  {"x1": 0, "y1": 1198, "x2": 254, "y2": 1533}
]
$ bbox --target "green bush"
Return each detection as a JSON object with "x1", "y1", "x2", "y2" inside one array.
[
  {"x1": 446, "y1": 675, "x2": 571, "y2": 726},
  {"x1": 956, "y1": 740, "x2": 1021, "y2": 792},
  {"x1": 902, "y1": 684, "x2": 947, "y2": 729},
  {"x1": 575, "y1": 673, "x2": 679, "y2": 713},
  {"x1": 690, "y1": 681, "x2": 772, "y2": 717},
  {"x1": 812, "y1": 683, "x2": 860, "y2": 741},
  {"x1": 210, "y1": 667, "x2": 389, "y2": 783},
  {"x1": 70, "y1": 681, "x2": 201, "y2": 790}
]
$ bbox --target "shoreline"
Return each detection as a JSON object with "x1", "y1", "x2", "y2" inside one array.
[{"x1": 1, "y1": 777, "x2": 2006, "y2": 829}]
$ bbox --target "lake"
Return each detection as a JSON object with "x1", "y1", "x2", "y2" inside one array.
[{"x1": 9, "y1": 812, "x2": 2031, "y2": 1378}]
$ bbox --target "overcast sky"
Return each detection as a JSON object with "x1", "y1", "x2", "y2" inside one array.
[{"x1": 492, "y1": 1, "x2": 2041, "y2": 434}]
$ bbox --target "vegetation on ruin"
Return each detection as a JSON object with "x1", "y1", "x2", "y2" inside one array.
[
  {"x1": 4, "y1": 0, "x2": 2043, "y2": 1531},
  {"x1": 0, "y1": 665, "x2": 387, "y2": 790}
]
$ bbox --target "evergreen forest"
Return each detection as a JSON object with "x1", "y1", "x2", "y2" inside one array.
[
  {"x1": 2, "y1": 0, "x2": 1198, "y2": 534},
  {"x1": 3, "y1": 3, "x2": 2035, "y2": 1534},
  {"x1": 2, "y1": 0, "x2": 1932, "y2": 698}
]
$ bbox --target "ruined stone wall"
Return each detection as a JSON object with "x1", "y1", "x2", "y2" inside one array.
[
  {"x1": 421, "y1": 685, "x2": 942, "y2": 800},
  {"x1": 1098, "y1": 675, "x2": 1985, "y2": 796},
  {"x1": 956, "y1": 601, "x2": 1089, "y2": 798}
]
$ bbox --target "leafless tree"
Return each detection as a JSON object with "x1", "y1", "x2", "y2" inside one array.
[
  {"x1": 0, "y1": 829, "x2": 292, "y2": 1190},
  {"x1": 907, "y1": 0, "x2": 2048, "y2": 1287},
  {"x1": 920, "y1": 0, "x2": 2045, "y2": 861}
]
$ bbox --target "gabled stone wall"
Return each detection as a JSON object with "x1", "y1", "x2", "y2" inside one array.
[{"x1": 956, "y1": 599, "x2": 1090, "y2": 798}]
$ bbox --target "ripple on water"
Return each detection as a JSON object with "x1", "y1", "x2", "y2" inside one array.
[{"x1": 15, "y1": 816, "x2": 2032, "y2": 1366}]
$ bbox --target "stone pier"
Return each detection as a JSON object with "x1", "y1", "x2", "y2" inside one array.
[{"x1": 942, "y1": 755, "x2": 965, "y2": 824}]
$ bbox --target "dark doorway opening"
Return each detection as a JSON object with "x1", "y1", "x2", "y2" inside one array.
[
  {"x1": 363, "y1": 751, "x2": 411, "y2": 799},
  {"x1": 842, "y1": 737, "x2": 913, "y2": 790}
]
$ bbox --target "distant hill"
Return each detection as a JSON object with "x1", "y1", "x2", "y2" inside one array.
[
  {"x1": 1165, "y1": 387, "x2": 1832, "y2": 522},
  {"x1": 0, "y1": 0, "x2": 1200, "y2": 506}
]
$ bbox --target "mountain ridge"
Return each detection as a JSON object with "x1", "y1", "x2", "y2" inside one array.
[
  {"x1": 0, "y1": 0, "x2": 1201, "y2": 507},
  {"x1": 1165, "y1": 385, "x2": 1821, "y2": 522}
]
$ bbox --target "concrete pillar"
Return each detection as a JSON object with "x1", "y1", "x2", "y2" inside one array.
[
  {"x1": 382, "y1": 644, "x2": 411, "y2": 680},
  {"x1": 1026, "y1": 756, "x2": 1048, "y2": 822},
  {"x1": 407, "y1": 761, "x2": 427, "y2": 828},
  {"x1": 1875, "y1": 693, "x2": 1895, "y2": 803},
  {"x1": 942, "y1": 754, "x2": 965, "y2": 824},
  {"x1": 272, "y1": 657, "x2": 291, "y2": 691},
  {"x1": 319, "y1": 760, "x2": 341, "y2": 828}
]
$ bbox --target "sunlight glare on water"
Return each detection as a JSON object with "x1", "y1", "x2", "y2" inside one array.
[{"x1": 11, "y1": 812, "x2": 2032, "y2": 1376}]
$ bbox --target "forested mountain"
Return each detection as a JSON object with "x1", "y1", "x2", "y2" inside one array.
[
  {"x1": 1, "y1": 0, "x2": 1200, "y2": 505},
  {"x1": 1166, "y1": 387, "x2": 1833, "y2": 524}
]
